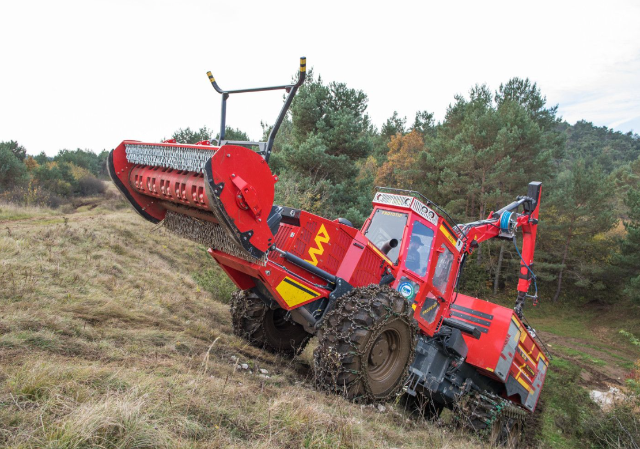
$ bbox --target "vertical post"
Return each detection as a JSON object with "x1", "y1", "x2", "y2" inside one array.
[{"x1": 219, "y1": 93, "x2": 229, "y2": 142}]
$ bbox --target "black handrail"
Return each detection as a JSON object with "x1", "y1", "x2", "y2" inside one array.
[
  {"x1": 206, "y1": 57, "x2": 306, "y2": 163},
  {"x1": 375, "y1": 186, "x2": 467, "y2": 240}
]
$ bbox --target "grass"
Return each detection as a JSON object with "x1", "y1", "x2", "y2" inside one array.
[
  {"x1": 2, "y1": 201, "x2": 638, "y2": 448},
  {"x1": 0, "y1": 204, "x2": 479, "y2": 449},
  {"x1": 552, "y1": 345, "x2": 608, "y2": 367},
  {"x1": 0, "y1": 202, "x2": 60, "y2": 221}
]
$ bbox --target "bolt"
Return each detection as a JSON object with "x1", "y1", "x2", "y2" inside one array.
[
  {"x1": 227, "y1": 154, "x2": 230, "y2": 157},
  {"x1": 257, "y1": 218, "x2": 262, "y2": 223},
  {"x1": 231, "y1": 174, "x2": 236, "y2": 177},
  {"x1": 265, "y1": 270, "x2": 270, "y2": 276}
]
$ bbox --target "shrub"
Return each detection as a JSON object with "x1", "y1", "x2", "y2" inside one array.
[
  {"x1": 585, "y1": 396, "x2": 640, "y2": 448},
  {"x1": 0, "y1": 182, "x2": 64, "y2": 208},
  {"x1": 78, "y1": 176, "x2": 106, "y2": 196}
]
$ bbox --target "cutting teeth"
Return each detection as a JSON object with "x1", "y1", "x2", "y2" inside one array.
[
  {"x1": 125, "y1": 144, "x2": 215, "y2": 173},
  {"x1": 163, "y1": 210, "x2": 266, "y2": 266}
]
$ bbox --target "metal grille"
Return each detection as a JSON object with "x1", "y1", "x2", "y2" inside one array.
[
  {"x1": 372, "y1": 192, "x2": 413, "y2": 208},
  {"x1": 273, "y1": 223, "x2": 296, "y2": 250},
  {"x1": 293, "y1": 220, "x2": 317, "y2": 257},
  {"x1": 163, "y1": 210, "x2": 266, "y2": 266},
  {"x1": 125, "y1": 144, "x2": 216, "y2": 173},
  {"x1": 411, "y1": 198, "x2": 439, "y2": 225}
]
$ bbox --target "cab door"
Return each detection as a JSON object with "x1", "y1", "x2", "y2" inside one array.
[
  {"x1": 394, "y1": 215, "x2": 435, "y2": 312},
  {"x1": 413, "y1": 220, "x2": 461, "y2": 336}
]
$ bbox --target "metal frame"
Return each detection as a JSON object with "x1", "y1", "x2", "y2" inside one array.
[
  {"x1": 206, "y1": 57, "x2": 307, "y2": 163},
  {"x1": 375, "y1": 186, "x2": 466, "y2": 239}
]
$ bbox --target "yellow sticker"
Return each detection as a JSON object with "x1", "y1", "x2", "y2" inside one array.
[
  {"x1": 275, "y1": 277, "x2": 319, "y2": 308},
  {"x1": 440, "y1": 225, "x2": 457, "y2": 247},
  {"x1": 305, "y1": 224, "x2": 330, "y2": 266},
  {"x1": 516, "y1": 375, "x2": 534, "y2": 394}
]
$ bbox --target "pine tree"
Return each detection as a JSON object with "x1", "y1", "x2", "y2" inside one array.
[
  {"x1": 543, "y1": 161, "x2": 617, "y2": 302},
  {"x1": 617, "y1": 187, "x2": 640, "y2": 302}
]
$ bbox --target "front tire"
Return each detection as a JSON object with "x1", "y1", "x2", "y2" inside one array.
[
  {"x1": 314, "y1": 285, "x2": 418, "y2": 402},
  {"x1": 230, "y1": 290, "x2": 311, "y2": 356}
]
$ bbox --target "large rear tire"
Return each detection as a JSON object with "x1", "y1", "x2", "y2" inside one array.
[
  {"x1": 230, "y1": 290, "x2": 311, "y2": 356},
  {"x1": 314, "y1": 285, "x2": 418, "y2": 403}
]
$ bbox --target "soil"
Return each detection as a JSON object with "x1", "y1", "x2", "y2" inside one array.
[{"x1": 539, "y1": 331, "x2": 635, "y2": 390}]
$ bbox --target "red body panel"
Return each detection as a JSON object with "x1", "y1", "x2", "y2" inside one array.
[
  {"x1": 211, "y1": 210, "x2": 390, "y2": 311},
  {"x1": 451, "y1": 294, "x2": 548, "y2": 411}
]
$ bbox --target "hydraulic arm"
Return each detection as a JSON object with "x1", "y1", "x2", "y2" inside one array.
[{"x1": 458, "y1": 182, "x2": 542, "y2": 317}]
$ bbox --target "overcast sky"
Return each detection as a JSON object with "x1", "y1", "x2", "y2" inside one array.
[{"x1": 1, "y1": 0, "x2": 639, "y2": 156}]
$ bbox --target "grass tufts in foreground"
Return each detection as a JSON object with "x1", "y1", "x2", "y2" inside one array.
[{"x1": 0, "y1": 204, "x2": 478, "y2": 448}]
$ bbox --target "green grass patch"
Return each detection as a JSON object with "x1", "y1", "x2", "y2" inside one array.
[
  {"x1": 536, "y1": 355, "x2": 599, "y2": 448},
  {"x1": 553, "y1": 345, "x2": 607, "y2": 366},
  {"x1": 192, "y1": 266, "x2": 236, "y2": 304}
]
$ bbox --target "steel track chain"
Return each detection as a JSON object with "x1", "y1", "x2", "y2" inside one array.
[
  {"x1": 454, "y1": 389, "x2": 527, "y2": 445},
  {"x1": 313, "y1": 285, "x2": 418, "y2": 403}
]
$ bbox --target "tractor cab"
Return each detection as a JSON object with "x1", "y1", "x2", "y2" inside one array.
[{"x1": 362, "y1": 190, "x2": 463, "y2": 337}]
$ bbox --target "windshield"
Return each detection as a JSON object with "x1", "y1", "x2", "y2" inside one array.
[
  {"x1": 364, "y1": 209, "x2": 408, "y2": 263},
  {"x1": 405, "y1": 221, "x2": 434, "y2": 276}
]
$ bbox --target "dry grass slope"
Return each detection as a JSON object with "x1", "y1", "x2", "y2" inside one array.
[{"x1": 0, "y1": 203, "x2": 481, "y2": 448}]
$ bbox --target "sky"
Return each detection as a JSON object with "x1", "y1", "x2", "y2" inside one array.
[{"x1": 1, "y1": 0, "x2": 639, "y2": 156}]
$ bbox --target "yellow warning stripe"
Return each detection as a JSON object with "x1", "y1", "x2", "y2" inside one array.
[
  {"x1": 440, "y1": 224, "x2": 457, "y2": 247},
  {"x1": 516, "y1": 374, "x2": 534, "y2": 394},
  {"x1": 519, "y1": 348, "x2": 534, "y2": 364},
  {"x1": 367, "y1": 242, "x2": 392, "y2": 264},
  {"x1": 275, "y1": 276, "x2": 319, "y2": 308}
]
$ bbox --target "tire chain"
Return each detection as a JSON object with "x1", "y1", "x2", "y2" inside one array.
[
  {"x1": 454, "y1": 389, "x2": 527, "y2": 444},
  {"x1": 313, "y1": 285, "x2": 418, "y2": 403},
  {"x1": 230, "y1": 290, "x2": 311, "y2": 356}
]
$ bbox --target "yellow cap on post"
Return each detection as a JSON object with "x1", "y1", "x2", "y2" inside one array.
[
  {"x1": 206, "y1": 71, "x2": 215, "y2": 82},
  {"x1": 300, "y1": 57, "x2": 306, "y2": 73}
]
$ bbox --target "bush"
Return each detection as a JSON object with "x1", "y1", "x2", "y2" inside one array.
[
  {"x1": 0, "y1": 182, "x2": 64, "y2": 208},
  {"x1": 585, "y1": 396, "x2": 640, "y2": 448},
  {"x1": 78, "y1": 176, "x2": 106, "y2": 196}
]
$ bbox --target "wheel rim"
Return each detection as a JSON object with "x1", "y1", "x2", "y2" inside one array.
[
  {"x1": 366, "y1": 320, "x2": 411, "y2": 396},
  {"x1": 271, "y1": 308, "x2": 290, "y2": 331}
]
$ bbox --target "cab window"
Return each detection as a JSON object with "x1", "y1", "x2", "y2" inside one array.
[
  {"x1": 432, "y1": 244, "x2": 454, "y2": 293},
  {"x1": 364, "y1": 209, "x2": 408, "y2": 263},
  {"x1": 405, "y1": 221, "x2": 434, "y2": 276}
]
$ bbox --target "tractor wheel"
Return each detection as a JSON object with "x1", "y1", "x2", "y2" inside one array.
[
  {"x1": 490, "y1": 416, "x2": 523, "y2": 448},
  {"x1": 230, "y1": 290, "x2": 311, "y2": 356},
  {"x1": 314, "y1": 285, "x2": 418, "y2": 403}
]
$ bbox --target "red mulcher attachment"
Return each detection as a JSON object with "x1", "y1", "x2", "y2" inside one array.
[{"x1": 108, "y1": 58, "x2": 307, "y2": 263}]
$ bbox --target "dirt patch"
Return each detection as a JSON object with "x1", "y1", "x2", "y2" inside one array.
[{"x1": 540, "y1": 331, "x2": 634, "y2": 388}]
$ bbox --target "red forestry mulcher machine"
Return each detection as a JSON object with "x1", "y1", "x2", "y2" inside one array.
[{"x1": 109, "y1": 58, "x2": 549, "y2": 445}]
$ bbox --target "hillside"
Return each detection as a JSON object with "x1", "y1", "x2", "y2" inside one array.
[{"x1": 1, "y1": 198, "x2": 639, "y2": 448}]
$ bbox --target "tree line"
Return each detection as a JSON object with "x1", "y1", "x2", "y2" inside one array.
[
  {"x1": 0, "y1": 143, "x2": 108, "y2": 207},
  {"x1": 2, "y1": 71, "x2": 638, "y2": 305},
  {"x1": 173, "y1": 71, "x2": 639, "y2": 305}
]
